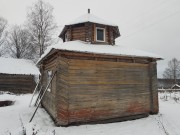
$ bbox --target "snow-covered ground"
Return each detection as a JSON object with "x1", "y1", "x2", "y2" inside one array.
[{"x1": 0, "y1": 92, "x2": 180, "y2": 135}]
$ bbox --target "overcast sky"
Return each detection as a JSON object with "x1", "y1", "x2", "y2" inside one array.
[{"x1": 0, "y1": 0, "x2": 180, "y2": 77}]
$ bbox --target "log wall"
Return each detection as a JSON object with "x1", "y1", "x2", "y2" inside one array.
[
  {"x1": 41, "y1": 56, "x2": 58, "y2": 120},
  {"x1": 51, "y1": 57, "x2": 158, "y2": 125},
  {"x1": 149, "y1": 62, "x2": 159, "y2": 114},
  {"x1": 0, "y1": 74, "x2": 36, "y2": 94},
  {"x1": 41, "y1": 52, "x2": 159, "y2": 126},
  {"x1": 72, "y1": 26, "x2": 86, "y2": 41},
  {"x1": 56, "y1": 56, "x2": 69, "y2": 126},
  {"x1": 64, "y1": 23, "x2": 115, "y2": 45},
  {"x1": 65, "y1": 59, "x2": 152, "y2": 124}
]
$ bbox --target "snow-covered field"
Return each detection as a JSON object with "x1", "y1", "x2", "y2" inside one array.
[{"x1": 0, "y1": 92, "x2": 180, "y2": 135}]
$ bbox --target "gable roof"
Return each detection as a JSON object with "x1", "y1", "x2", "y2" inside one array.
[
  {"x1": 67, "y1": 13, "x2": 117, "y2": 27},
  {"x1": 0, "y1": 57, "x2": 40, "y2": 75},
  {"x1": 171, "y1": 84, "x2": 180, "y2": 89},
  {"x1": 37, "y1": 40, "x2": 162, "y2": 64}
]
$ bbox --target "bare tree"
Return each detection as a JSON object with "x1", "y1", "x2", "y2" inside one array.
[
  {"x1": 0, "y1": 17, "x2": 7, "y2": 45},
  {"x1": 0, "y1": 16, "x2": 8, "y2": 56},
  {"x1": 5, "y1": 25, "x2": 37, "y2": 60},
  {"x1": 163, "y1": 58, "x2": 180, "y2": 84},
  {"x1": 26, "y1": 0, "x2": 57, "y2": 57}
]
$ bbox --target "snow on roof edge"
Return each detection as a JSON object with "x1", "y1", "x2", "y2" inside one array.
[
  {"x1": 0, "y1": 57, "x2": 40, "y2": 75},
  {"x1": 37, "y1": 41, "x2": 163, "y2": 65},
  {"x1": 66, "y1": 13, "x2": 118, "y2": 27}
]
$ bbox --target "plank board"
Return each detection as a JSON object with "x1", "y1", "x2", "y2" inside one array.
[
  {"x1": 40, "y1": 53, "x2": 158, "y2": 126},
  {"x1": 0, "y1": 74, "x2": 36, "y2": 94},
  {"x1": 64, "y1": 59, "x2": 153, "y2": 125}
]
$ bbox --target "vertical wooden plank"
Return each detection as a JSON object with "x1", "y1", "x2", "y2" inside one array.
[
  {"x1": 105, "y1": 26, "x2": 108, "y2": 43},
  {"x1": 108, "y1": 27, "x2": 111, "y2": 45},
  {"x1": 69, "y1": 26, "x2": 72, "y2": 41},
  {"x1": 93, "y1": 24, "x2": 96, "y2": 43},
  {"x1": 149, "y1": 62, "x2": 159, "y2": 114},
  {"x1": 56, "y1": 56, "x2": 69, "y2": 126}
]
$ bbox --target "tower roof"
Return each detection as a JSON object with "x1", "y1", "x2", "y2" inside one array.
[
  {"x1": 59, "y1": 12, "x2": 120, "y2": 40},
  {"x1": 66, "y1": 13, "x2": 117, "y2": 27}
]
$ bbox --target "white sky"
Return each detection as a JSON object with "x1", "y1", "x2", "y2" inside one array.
[{"x1": 0, "y1": 0, "x2": 180, "y2": 78}]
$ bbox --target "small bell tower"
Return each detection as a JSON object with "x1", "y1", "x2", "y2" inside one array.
[{"x1": 59, "y1": 10, "x2": 120, "y2": 45}]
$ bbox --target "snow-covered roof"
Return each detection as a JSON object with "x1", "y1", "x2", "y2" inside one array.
[
  {"x1": 66, "y1": 13, "x2": 117, "y2": 27},
  {"x1": 38, "y1": 40, "x2": 162, "y2": 64},
  {"x1": 171, "y1": 84, "x2": 180, "y2": 89},
  {"x1": 0, "y1": 57, "x2": 40, "y2": 75}
]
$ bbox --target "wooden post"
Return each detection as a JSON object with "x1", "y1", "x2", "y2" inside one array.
[{"x1": 93, "y1": 24, "x2": 96, "y2": 43}]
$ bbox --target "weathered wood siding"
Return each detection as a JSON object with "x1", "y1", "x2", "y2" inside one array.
[
  {"x1": 85, "y1": 22, "x2": 93, "y2": 43},
  {"x1": 64, "y1": 23, "x2": 116, "y2": 45},
  {"x1": 41, "y1": 57, "x2": 58, "y2": 120},
  {"x1": 91, "y1": 23, "x2": 115, "y2": 45},
  {"x1": 66, "y1": 59, "x2": 151, "y2": 124},
  {"x1": 149, "y1": 62, "x2": 159, "y2": 114},
  {"x1": 54, "y1": 57, "x2": 158, "y2": 125},
  {"x1": 56, "y1": 56, "x2": 69, "y2": 126},
  {"x1": 72, "y1": 25, "x2": 86, "y2": 41},
  {"x1": 41, "y1": 52, "x2": 158, "y2": 126},
  {"x1": 0, "y1": 74, "x2": 36, "y2": 94}
]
